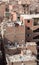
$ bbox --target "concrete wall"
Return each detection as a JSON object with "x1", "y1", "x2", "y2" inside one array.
[{"x1": 8, "y1": 61, "x2": 37, "y2": 65}]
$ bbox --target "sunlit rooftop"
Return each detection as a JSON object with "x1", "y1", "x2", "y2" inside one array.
[{"x1": 6, "y1": 54, "x2": 36, "y2": 62}]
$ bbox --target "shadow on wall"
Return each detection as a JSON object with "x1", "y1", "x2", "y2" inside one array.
[
  {"x1": 25, "y1": 26, "x2": 33, "y2": 42},
  {"x1": 33, "y1": 28, "x2": 39, "y2": 32},
  {"x1": 0, "y1": 17, "x2": 3, "y2": 23},
  {"x1": 33, "y1": 28, "x2": 39, "y2": 44},
  {"x1": 33, "y1": 35, "x2": 39, "y2": 39},
  {"x1": 4, "y1": 37, "x2": 21, "y2": 55}
]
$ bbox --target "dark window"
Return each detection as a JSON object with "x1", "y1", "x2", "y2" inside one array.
[
  {"x1": 34, "y1": 22, "x2": 37, "y2": 25},
  {"x1": 20, "y1": 56, "x2": 22, "y2": 59},
  {"x1": 18, "y1": 17, "x2": 20, "y2": 21},
  {"x1": 34, "y1": 18, "x2": 39, "y2": 26},
  {"x1": 22, "y1": 4, "x2": 25, "y2": 7},
  {"x1": 14, "y1": 23, "x2": 19, "y2": 27},
  {"x1": 33, "y1": 28, "x2": 39, "y2": 32},
  {"x1": 37, "y1": 54, "x2": 39, "y2": 59},
  {"x1": 12, "y1": 62, "x2": 13, "y2": 65},
  {"x1": 27, "y1": 27, "x2": 30, "y2": 30},
  {"x1": 27, "y1": 20, "x2": 30, "y2": 23},
  {"x1": 33, "y1": 35, "x2": 39, "y2": 39},
  {"x1": 5, "y1": 8, "x2": 9, "y2": 12},
  {"x1": 27, "y1": 34, "x2": 30, "y2": 37},
  {"x1": 27, "y1": 41, "x2": 30, "y2": 42},
  {"x1": 36, "y1": 42, "x2": 39, "y2": 46}
]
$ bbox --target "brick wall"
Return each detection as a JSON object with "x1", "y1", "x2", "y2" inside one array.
[{"x1": 4, "y1": 25, "x2": 25, "y2": 44}]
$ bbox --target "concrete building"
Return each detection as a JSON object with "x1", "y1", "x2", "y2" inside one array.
[
  {"x1": 9, "y1": 0, "x2": 39, "y2": 14},
  {"x1": 0, "y1": 0, "x2": 39, "y2": 65},
  {"x1": 0, "y1": 0, "x2": 39, "y2": 23},
  {"x1": 20, "y1": 14, "x2": 39, "y2": 43},
  {"x1": 20, "y1": 14, "x2": 39, "y2": 62},
  {"x1": 1, "y1": 21, "x2": 25, "y2": 55},
  {"x1": 6, "y1": 49, "x2": 37, "y2": 65}
]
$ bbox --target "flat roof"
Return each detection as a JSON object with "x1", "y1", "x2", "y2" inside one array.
[
  {"x1": 26, "y1": 42, "x2": 37, "y2": 46},
  {"x1": 6, "y1": 54, "x2": 36, "y2": 62},
  {"x1": 20, "y1": 14, "x2": 39, "y2": 19}
]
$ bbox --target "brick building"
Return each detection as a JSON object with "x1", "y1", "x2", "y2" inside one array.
[
  {"x1": 0, "y1": 0, "x2": 39, "y2": 65},
  {"x1": 20, "y1": 14, "x2": 39, "y2": 61}
]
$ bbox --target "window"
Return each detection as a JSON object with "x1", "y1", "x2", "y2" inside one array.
[
  {"x1": 27, "y1": 20, "x2": 30, "y2": 23},
  {"x1": 33, "y1": 35, "x2": 39, "y2": 39},
  {"x1": 12, "y1": 62, "x2": 13, "y2": 65},
  {"x1": 18, "y1": 17, "x2": 20, "y2": 21},
  {"x1": 36, "y1": 42, "x2": 39, "y2": 46},
  {"x1": 27, "y1": 34, "x2": 31, "y2": 37},
  {"x1": 27, "y1": 41, "x2": 30, "y2": 42},
  {"x1": 27, "y1": 27, "x2": 30, "y2": 30},
  {"x1": 33, "y1": 28, "x2": 39, "y2": 32},
  {"x1": 27, "y1": 34, "x2": 30, "y2": 37},
  {"x1": 34, "y1": 18, "x2": 39, "y2": 25},
  {"x1": 5, "y1": 7, "x2": 9, "y2": 12},
  {"x1": 22, "y1": 4, "x2": 25, "y2": 7},
  {"x1": 34, "y1": 22, "x2": 37, "y2": 25}
]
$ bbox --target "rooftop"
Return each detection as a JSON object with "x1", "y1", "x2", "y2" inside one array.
[
  {"x1": 20, "y1": 14, "x2": 39, "y2": 19},
  {"x1": 6, "y1": 54, "x2": 36, "y2": 62}
]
